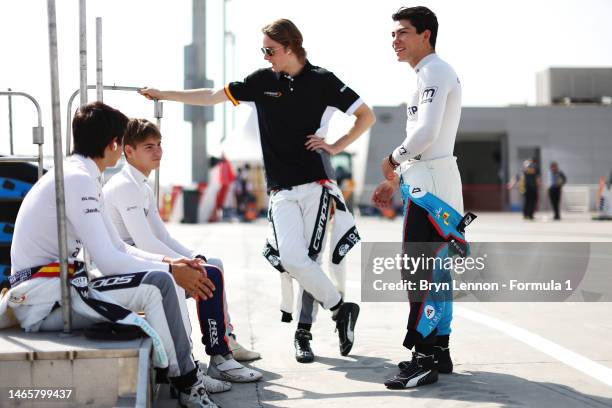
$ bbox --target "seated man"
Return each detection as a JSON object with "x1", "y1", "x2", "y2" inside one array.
[
  {"x1": 103, "y1": 118, "x2": 261, "y2": 383},
  {"x1": 0, "y1": 102, "x2": 220, "y2": 408}
]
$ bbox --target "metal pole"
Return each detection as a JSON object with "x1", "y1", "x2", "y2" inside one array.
[
  {"x1": 66, "y1": 85, "x2": 147, "y2": 153},
  {"x1": 221, "y1": 0, "x2": 227, "y2": 143},
  {"x1": 96, "y1": 17, "x2": 103, "y2": 102},
  {"x1": 47, "y1": 0, "x2": 72, "y2": 333},
  {"x1": 8, "y1": 88, "x2": 14, "y2": 155},
  {"x1": 154, "y1": 100, "x2": 163, "y2": 203},
  {"x1": 79, "y1": 0, "x2": 87, "y2": 106},
  {"x1": 0, "y1": 91, "x2": 46, "y2": 179}
]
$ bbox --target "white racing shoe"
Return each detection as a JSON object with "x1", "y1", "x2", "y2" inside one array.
[
  {"x1": 207, "y1": 354, "x2": 263, "y2": 383},
  {"x1": 196, "y1": 361, "x2": 232, "y2": 393},
  {"x1": 178, "y1": 378, "x2": 219, "y2": 407},
  {"x1": 228, "y1": 334, "x2": 261, "y2": 361}
]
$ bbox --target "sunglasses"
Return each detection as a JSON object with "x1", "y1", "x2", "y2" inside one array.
[{"x1": 260, "y1": 46, "x2": 283, "y2": 57}]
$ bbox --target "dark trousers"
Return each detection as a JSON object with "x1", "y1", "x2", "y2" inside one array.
[
  {"x1": 549, "y1": 187, "x2": 561, "y2": 219},
  {"x1": 197, "y1": 265, "x2": 231, "y2": 356},
  {"x1": 523, "y1": 188, "x2": 538, "y2": 219}
]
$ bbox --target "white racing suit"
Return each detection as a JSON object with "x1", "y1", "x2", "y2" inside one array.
[
  {"x1": 263, "y1": 180, "x2": 360, "y2": 324},
  {"x1": 2, "y1": 154, "x2": 198, "y2": 381}
]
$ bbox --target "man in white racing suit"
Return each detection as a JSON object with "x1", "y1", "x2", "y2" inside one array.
[
  {"x1": 103, "y1": 118, "x2": 262, "y2": 385},
  {"x1": 0, "y1": 102, "x2": 219, "y2": 407},
  {"x1": 372, "y1": 6, "x2": 465, "y2": 389},
  {"x1": 138, "y1": 18, "x2": 376, "y2": 363}
]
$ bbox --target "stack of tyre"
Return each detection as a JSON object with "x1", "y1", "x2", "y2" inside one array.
[{"x1": 0, "y1": 162, "x2": 41, "y2": 290}]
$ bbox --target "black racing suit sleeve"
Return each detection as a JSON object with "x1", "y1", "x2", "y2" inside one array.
[
  {"x1": 323, "y1": 72, "x2": 361, "y2": 113},
  {"x1": 226, "y1": 69, "x2": 267, "y2": 104}
]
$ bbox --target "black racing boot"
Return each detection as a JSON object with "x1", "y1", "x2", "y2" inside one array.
[
  {"x1": 333, "y1": 302, "x2": 360, "y2": 356},
  {"x1": 385, "y1": 352, "x2": 438, "y2": 389},
  {"x1": 434, "y1": 345, "x2": 453, "y2": 374},
  {"x1": 434, "y1": 335, "x2": 453, "y2": 374},
  {"x1": 400, "y1": 336, "x2": 454, "y2": 374},
  {"x1": 294, "y1": 329, "x2": 315, "y2": 363}
]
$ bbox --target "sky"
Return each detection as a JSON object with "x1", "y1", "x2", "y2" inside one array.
[{"x1": 1, "y1": 0, "x2": 612, "y2": 184}]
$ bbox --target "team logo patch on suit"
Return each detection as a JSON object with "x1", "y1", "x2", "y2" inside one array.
[
  {"x1": 410, "y1": 186, "x2": 427, "y2": 198},
  {"x1": 424, "y1": 305, "x2": 435, "y2": 319},
  {"x1": 263, "y1": 91, "x2": 282, "y2": 97},
  {"x1": 421, "y1": 86, "x2": 438, "y2": 103}
]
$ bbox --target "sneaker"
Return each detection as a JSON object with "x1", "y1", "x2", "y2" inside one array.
[
  {"x1": 294, "y1": 329, "x2": 315, "y2": 363},
  {"x1": 178, "y1": 378, "x2": 219, "y2": 407},
  {"x1": 196, "y1": 361, "x2": 232, "y2": 393},
  {"x1": 333, "y1": 302, "x2": 360, "y2": 356},
  {"x1": 207, "y1": 354, "x2": 262, "y2": 383},
  {"x1": 228, "y1": 334, "x2": 261, "y2": 361},
  {"x1": 433, "y1": 345, "x2": 453, "y2": 374},
  {"x1": 385, "y1": 352, "x2": 438, "y2": 389}
]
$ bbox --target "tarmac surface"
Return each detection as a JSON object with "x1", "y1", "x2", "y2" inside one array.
[{"x1": 164, "y1": 212, "x2": 612, "y2": 408}]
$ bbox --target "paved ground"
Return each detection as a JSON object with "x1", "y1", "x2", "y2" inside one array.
[{"x1": 167, "y1": 212, "x2": 612, "y2": 408}]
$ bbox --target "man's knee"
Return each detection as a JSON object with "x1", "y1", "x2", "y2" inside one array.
[
  {"x1": 142, "y1": 270, "x2": 175, "y2": 296},
  {"x1": 206, "y1": 257, "x2": 224, "y2": 272},
  {"x1": 279, "y1": 253, "x2": 312, "y2": 276},
  {"x1": 204, "y1": 265, "x2": 223, "y2": 287}
]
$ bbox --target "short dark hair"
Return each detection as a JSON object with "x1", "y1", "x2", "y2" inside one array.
[
  {"x1": 392, "y1": 6, "x2": 438, "y2": 49},
  {"x1": 72, "y1": 101, "x2": 128, "y2": 158},
  {"x1": 123, "y1": 118, "x2": 161, "y2": 149},
  {"x1": 262, "y1": 19, "x2": 307, "y2": 63}
]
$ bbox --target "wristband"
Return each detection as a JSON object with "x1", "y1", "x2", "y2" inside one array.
[
  {"x1": 168, "y1": 264, "x2": 173, "y2": 274},
  {"x1": 195, "y1": 254, "x2": 207, "y2": 263},
  {"x1": 388, "y1": 153, "x2": 400, "y2": 169}
]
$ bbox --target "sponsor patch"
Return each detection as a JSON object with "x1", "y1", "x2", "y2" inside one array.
[
  {"x1": 9, "y1": 294, "x2": 26, "y2": 304},
  {"x1": 71, "y1": 276, "x2": 88, "y2": 288},
  {"x1": 263, "y1": 91, "x2": 282, "y2": 97},
  {"x1": 208, "y1": 319, "x2": 219, "y2": 347},
  {"x1": 421, "y1": 86, "x2": 438, "y2": 103},
  {"x1": 81, "y1": 196, "x2": 98, "y2": 202},
  {"x1": 424, "y1": 305, "x2": 435, "y2": 319},
  {"x1": 338, "y1": 244, "x2": 350, "y2": 257},
  {"x1": 410, "y1": 186, "x2": 426, "y2": 198},
  {"x1": 408, "y1": 105, "x2": 418, "y2": 116},
  {"x1": 84, "y1": 208, "x2": 100, "y2": 214}
]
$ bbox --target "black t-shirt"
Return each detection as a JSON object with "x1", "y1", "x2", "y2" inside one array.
[{"x1": 225, "y1": 61, "x2": 362, "y2": 189}]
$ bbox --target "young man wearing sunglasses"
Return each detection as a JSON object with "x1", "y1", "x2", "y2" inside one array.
[
  {"x1": 372, "y1": 6, "x2": 468, "y2": 389},
  {"x1": 140, "y1": 18, "x2": 375, "y2": 364}
]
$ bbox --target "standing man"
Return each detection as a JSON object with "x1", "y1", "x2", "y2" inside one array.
[
  {"x1": 508, "y1": 159, "x2": 541, "y2": 220},
  {"x1": 372, "y1": 6, "x2": 468, "y2": 388},
  {"x1": 548, "y1": 161, "x2": 566, "y2": 220},
  {"x1": 140, "y1": 18, "x2": 375, "y2": 363}
]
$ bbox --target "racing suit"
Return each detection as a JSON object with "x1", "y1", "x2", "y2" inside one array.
[
  {"x1": 391, "y1": 53, "x2": 465, "y2": 350},
  {"x1": 103, "y1": 162, "x2": 232, "y2": 355},
  {"x1": 263, "y1": 180, "x2": 359, "y2": 324},
  {"x1": 0, "y1": 154, "x2": 198, "y2": 384}
]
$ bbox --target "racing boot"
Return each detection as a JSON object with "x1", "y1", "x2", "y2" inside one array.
[
  {"x1": 207, "y1": 354, "x2": 262, "y2": 383},
  {"x1": 228, "y1": 333, "x2": 261, "y2": 361},
  {"x1": 385, "y1": 352, "x2": 438, "y2": 389},
  {"x1": 333, "y1": 302, "x2": 360, "y2": 356},
  {"x1": 196, "y1": 361, "x2": 232, "y2": 393},
  {"x1": 178, "y1": 378, "x2": 219, "y2": 407},
  {"x1": 433, "y1": 335, "x2": 453, "y2": 374},
  {"x1": 294, "y1": 329, "x2": 315, "y2": 363},
  {"x1": 398, "y1": 336, "x2": 453, "y2": 374}
]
